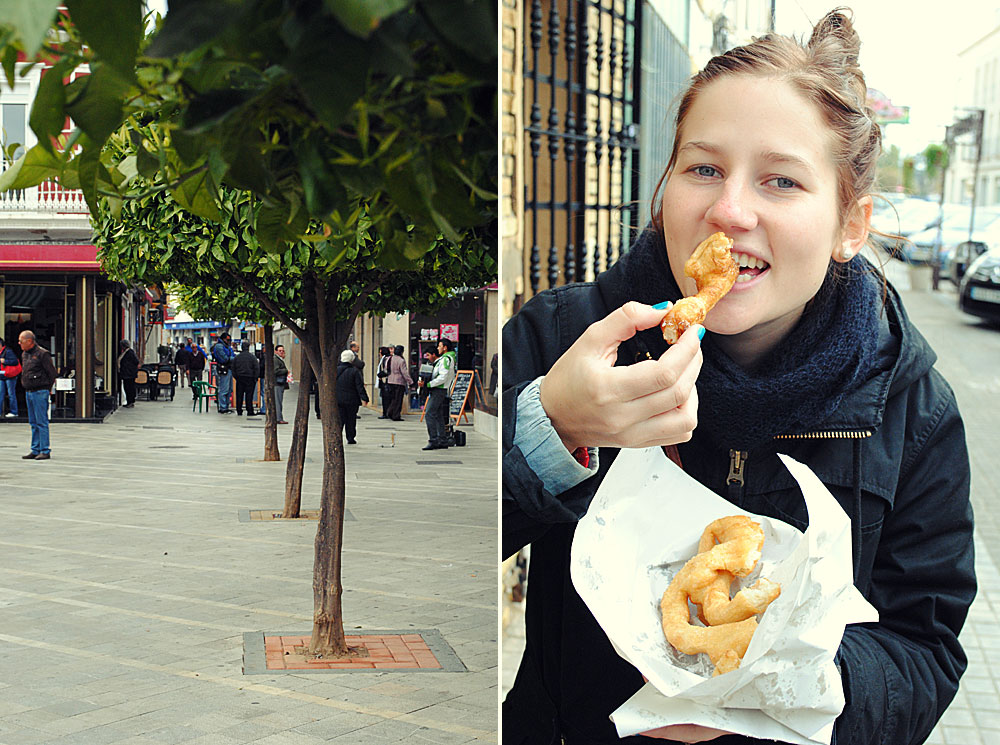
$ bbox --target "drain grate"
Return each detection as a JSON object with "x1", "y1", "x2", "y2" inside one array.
[
  {"x1": 415, "y1": 460, "x2": 463, "y2": 465},
  {"x1": 149, "y1": 445, "x2": 188, "y2": 449}
]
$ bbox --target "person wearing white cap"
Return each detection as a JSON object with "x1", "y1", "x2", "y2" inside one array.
[{"x1": 335, "y1": 349, "x2": 368, "y2": 444}]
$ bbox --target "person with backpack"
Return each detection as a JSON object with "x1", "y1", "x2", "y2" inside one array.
[
  {"x1": 211, "y1": 333, "x2": 235, "y2": 414},
  {"x1": 0, "y1": 337, "x2": 21, "y2": 417}
]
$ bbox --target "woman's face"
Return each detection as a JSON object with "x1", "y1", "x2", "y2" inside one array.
[{"x1": 660, "y1": 75, "x2": 866, "y2": 360}]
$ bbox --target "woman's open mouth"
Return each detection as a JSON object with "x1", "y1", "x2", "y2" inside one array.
[{"x1": 733, "y1": 251, "x2": 769, "y2": 284}]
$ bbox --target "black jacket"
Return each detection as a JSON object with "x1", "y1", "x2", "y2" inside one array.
[
  {"x1": 20, "y1": 345, "x2": 56, "y2": 391},
  {"x1": 502, "y1": 244, "x2": 975, "y2": 745},
  {"x1": 118, "y1": 348, "x2": 139, "y2": 380},
  {"x1": 233, "y1": 350, "x2": 260, "y2": 379},
  {"x1": 335, "y1": 361, "x2": 368, "y2": 408}
]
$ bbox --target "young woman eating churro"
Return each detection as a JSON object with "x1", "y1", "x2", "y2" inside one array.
[{"x1": 502, "y1": 8, "x2": 974, "y2": 745}]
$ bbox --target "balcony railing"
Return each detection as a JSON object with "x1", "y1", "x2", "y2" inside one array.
[{"x1": 0, "y1": 181, "x2": 89, "y2": 214}]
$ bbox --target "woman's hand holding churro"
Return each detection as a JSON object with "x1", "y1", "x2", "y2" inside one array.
[{"x1": 539, "y1": 302, "x2": 703, "y2": 453}]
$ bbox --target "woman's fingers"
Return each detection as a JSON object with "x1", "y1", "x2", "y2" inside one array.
[
  {"x1": 620, "y1": 385, "x2": 699, "y2": 448},
  {"x1": 578, "y1": 301, "x2": 673, "y2": 361},
  {"x1": 611, "y1": 324, "x2": 704, "y2": 402},
  {"x1": 621, "y1": 347, "x2": 702, "y2": 419}
]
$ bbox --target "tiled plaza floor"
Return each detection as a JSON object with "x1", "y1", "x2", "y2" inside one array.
[{"x1": 0, "y1": 386, "x2": 498, "y2": 744}]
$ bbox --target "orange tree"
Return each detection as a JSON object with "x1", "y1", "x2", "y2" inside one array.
[{"x1": 94, "y1": 182, "x2": 496, "y2": 656}]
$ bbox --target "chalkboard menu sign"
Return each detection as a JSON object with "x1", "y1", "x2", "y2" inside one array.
[{"x1": 449, "y1": 370, "x2": 474, "y2": 419}]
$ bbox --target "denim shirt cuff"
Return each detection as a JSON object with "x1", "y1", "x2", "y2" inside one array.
[{"x1": 514, "y1": 376, "x2": 599, "y2": 496}]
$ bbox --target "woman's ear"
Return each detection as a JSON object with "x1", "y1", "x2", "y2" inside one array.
[{"x1": 835, "y1": 195, "x2": 873, "y2": 263}]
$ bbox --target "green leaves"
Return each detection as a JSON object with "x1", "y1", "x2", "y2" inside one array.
[
  {"x1": 0, "y1": 144, "x2": 61, "y2": 191},
  {"x1": 29, "y1": 58, "x2": 70, "y2": 152},
  {"x1": 65, "y1": 64, "x2": 130, "y2": 146},
  {"x1": 324, "y1": 0, "x2": 411, "y2": 39},
  {"x1": 0, "y1": 0, "x2": 60, "y2": 56},
  {"x1": 283, "y1": 18, "x2": 370, "y2": 129},
  {"x1": 64, "y1": 0, "x2": 142, "y2": 83},
  {"x1": 170, "y1": 168, "x2": 221, "y2": 222}
]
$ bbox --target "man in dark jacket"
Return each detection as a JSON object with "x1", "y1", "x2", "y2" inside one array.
[
  {"x1": 211, "y1": 333, "x2": 235, "y2": 413},
  {"x1": 174, "y1": 342, "x2": 190, "y2": 388},
  {"x1": 502, "y1": 231, "x2": 975, "y2": 745},
  {"x1": 187, "y1": 340, "x2": 206, "y2": 397},
  {"x1": 232, "y1": 341, "x2": 260, "y2": 416},
  {"x1": 18, "y1": 330, "x2": 56, "y2": 460},
  {"x1": 117, "y1": 340, "x2": 140, "y2": 408},
  {"x1": 335, "y1": 350, "x2": 368, "y2": 444},
  {"x1": 273, "y1": 344, "x2": 289, "y2": 424}
]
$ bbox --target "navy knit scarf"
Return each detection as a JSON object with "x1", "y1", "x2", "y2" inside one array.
[{"x1": 616, "y1": 228, "x2": 882, "y2": 451}]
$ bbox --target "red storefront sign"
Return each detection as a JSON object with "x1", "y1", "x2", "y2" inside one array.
[{"x1": 0, "y1": 244, "x2": 101, "y2": 272}]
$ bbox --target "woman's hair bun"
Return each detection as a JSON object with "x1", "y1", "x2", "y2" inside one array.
[{"x1": 807, "y1": 7, "x2": 861, "y2": 65}]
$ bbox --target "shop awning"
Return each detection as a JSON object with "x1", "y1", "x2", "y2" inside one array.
[
  {"x1": 165, "y1": 320, "x2": 225, "y2": 330},
  {"x1": 0, "y1": 244, "x2": 101, "y2": 272}
]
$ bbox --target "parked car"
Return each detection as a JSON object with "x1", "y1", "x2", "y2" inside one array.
[
  {"x1": 947, "y1": 220, "x2": 1000, "y2": 284},
  {"x1": 958, "y1": 246, "x2": 1000, "y2": 323},
  {"x1": 870, "y1": 197, "x2": 943, "y2": 258},
  {"x1": 900, "y1": 206, "x2": 1000, "y2": 266}
]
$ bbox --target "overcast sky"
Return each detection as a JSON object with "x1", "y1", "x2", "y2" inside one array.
[{"x1": 776, "y1": 0, "x2": 999, "y2": 156}]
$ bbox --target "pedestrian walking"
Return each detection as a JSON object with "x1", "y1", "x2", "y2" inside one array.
[
  {"x1": 232, "y1": 341, "x2": 260, "y2": 416},
  {"x1": 0, "y1": 337, "x2": 21, "y2": 418},
  {"x1": 18, "y1": 330, "x2": 55, "y2": 460},
  {"x1": 211, "y1": 333, "x2": 235, "y2": 413},
  {"x1": 335, "y1": 350, "x2": 367, "y2": 444},
  {"x1": 174, "y1": 342, "x2": 190, "y2": 388},
  {"x1": 501, "y1": 10, "x2": 975, "y2": 745},
  {"x1": 418, "y1": 339, "x2": 455, "y2": 450},
  {"x1": 187, "y1": 341, "x2": 207, "y2": 395},
  {"x1": 384, "y1": 344, "x2": 412, "y2": 421},
  {"x1": 273, "y1": 344, "x2": 289, "y2": 424},
  {"x1": 349, "y1": 340, "x2": 364, "y2": 371},
  {"x1": 117, "y1": 340, "x2": 139, "y2": 408},
  {"x1": 376, "y1": 346, "x2": 392, "y2": 418}
]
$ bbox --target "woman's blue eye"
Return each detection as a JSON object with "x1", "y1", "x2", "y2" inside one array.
[
  {"x1": 772, "y1": 176, "x2": 797, "y2": 189},
  {"x1": 693, "y1": 165, "x2": 719, "y2": 178}
]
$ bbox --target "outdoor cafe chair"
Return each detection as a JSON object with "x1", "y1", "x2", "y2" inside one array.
[
  {"x1": 156, "y1": 369, "x2": 175, "y2": 401},
  {"x1": 134, "y1": 369, "x2": 150, "y2": 400},
  {"x1": 191, "y1": 380, "x2": 217, "y2": 413}
]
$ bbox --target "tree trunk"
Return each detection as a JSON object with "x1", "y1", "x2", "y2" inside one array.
[
  {"x1": 281, "y1": 356, "x2": 313, "y2": 519},
  {"x1": 308, "y1": 349, "x2": 349, "y2": 657},
  {"x1": 307, "y1": 286, "x2": 351, "y2": 658},
  {"x1": 262, "y1": 324, "x2": 279, "y2": 461}
]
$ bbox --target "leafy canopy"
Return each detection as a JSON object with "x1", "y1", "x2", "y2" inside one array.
[{"x1": 0, "y1": 0, "x2": 497, "y2": 269}]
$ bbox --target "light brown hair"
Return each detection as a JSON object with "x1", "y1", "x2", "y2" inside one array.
[{"x1": 652, "y1": 8, "x2": 880, "y2": 239}]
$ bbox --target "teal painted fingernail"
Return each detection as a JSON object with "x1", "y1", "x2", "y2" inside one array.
[
  {"x1": 697, "y1": 327, "x2": 706, "y2": 341},
  {"x1": 652, "y1": 301, "x2": 672, "y2": 310}
]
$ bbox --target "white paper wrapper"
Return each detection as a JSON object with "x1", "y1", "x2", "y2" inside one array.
[{"x1": 569, "y1": 448, "x2": 878, "y2": 745}]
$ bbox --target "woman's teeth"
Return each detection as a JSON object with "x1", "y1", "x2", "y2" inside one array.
[{"x1": 733, "y1": 252, "x2": 769, "y2": 284}]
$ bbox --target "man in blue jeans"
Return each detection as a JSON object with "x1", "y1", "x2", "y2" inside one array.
[
  {"x1": 18, "y1": 330, "x2": 55, "y2": 460},
  {"x1": 211, "y1": 333, "x2": 235, "y2": 414}
]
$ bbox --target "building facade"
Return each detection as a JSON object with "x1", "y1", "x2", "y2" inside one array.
[
  {"x1": 0, "y1": 61, "x2": 135, "y2": 420},
  {"x1": 948, "y1": 24, "x2": 1000, "y2": 207}
]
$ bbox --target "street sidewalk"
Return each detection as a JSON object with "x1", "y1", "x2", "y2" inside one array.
[
  {"x1": 502, "y1": 260, "x2": 1000, "y2": 744},
  {"x1": 0, "y1": 384, "x2": 497, "y2": 744}
]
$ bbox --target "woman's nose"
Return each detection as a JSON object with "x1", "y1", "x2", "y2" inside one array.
[{"x1": 705, "y1": 182, "x2": 757, "y2": 231}]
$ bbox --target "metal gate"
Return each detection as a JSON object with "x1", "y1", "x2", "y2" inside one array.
[{"x1": 523, "y1": 0, "x2": 640, "y2": 298}]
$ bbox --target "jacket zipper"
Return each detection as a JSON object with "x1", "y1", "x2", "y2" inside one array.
[
  {"x1": 726, "y1": 430, "x2": 873, "y2": 504},
  {"x1": 727, "y1": 449, "x2": 748, "y2": 505},
  {"x1": 773, "y1": 430, "x2": 873, "y2": 440}
]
